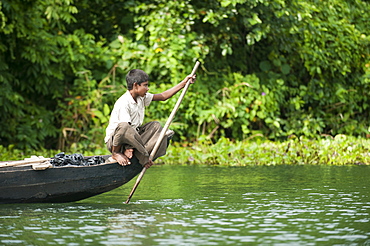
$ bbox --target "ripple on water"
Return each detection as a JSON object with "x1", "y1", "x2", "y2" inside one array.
[{"x1": 1, "y1": 165, "x2": 369, "y2": 245}]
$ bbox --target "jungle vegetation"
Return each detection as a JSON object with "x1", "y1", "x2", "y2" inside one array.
[{"x1": 0, "y1": 0, "x2": 369, "y2": 164}]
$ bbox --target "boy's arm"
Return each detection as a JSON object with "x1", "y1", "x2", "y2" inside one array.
[{"x1": 152, "y1": 74, "x2": 196, "y2": 101}]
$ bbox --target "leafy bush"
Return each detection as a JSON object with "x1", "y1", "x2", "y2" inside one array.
[
  {"x1": 0, "y1": 0, "x2": 369, "y2": 152},
  {"x1": 164, "y1": 135, "x2": 370, "y2": 166}
]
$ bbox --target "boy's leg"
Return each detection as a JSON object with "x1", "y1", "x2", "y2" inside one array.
[
  {"x1": 106, "y1": 122, "x2": 149, "y2": 166},
  {"x1": 138, "y1": 121, "x2": 169, "y2": 161}
]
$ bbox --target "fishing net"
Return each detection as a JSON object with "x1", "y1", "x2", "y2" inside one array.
[{"x1": 50, "y1": 152, "x2": 105, "y2": 167}]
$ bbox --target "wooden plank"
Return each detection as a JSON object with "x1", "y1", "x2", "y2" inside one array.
[{"x1": 0, "y1": 158, "x2": 51, "y2": 168}]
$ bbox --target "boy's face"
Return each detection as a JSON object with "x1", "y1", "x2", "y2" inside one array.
[{"x1": 136, "y1": 81, "x2": 149, "y2": 97}]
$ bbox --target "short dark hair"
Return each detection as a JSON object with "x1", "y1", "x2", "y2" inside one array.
[{"x1": 126, "y1": 69, "x2": 149, "y2": 90}]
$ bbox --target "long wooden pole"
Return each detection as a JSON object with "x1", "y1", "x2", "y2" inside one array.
[
  {"x1": 0, "y1": 158, "x2": 52, "y2": 168},
  {"x1": 125, "y1": 60, "x2": 200, "y2": 204}
]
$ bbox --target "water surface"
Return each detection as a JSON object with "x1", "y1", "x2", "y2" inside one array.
[{"x1": 1, "y1": 165, "x2": 369, "y2": 245}]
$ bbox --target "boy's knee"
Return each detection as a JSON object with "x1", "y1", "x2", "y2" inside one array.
[
  {"x1": 115, "y1": 122, "x2": 132, "y2": 135},
  {"x1": 147, "y1": 121, "x2": 162, "y2": 131},
  {"x1": 117, "y1": 122, "x2": 131, "y2": 128},
  {"x1": 151, "y1": 121, "x2": 161, "y2": 128}
]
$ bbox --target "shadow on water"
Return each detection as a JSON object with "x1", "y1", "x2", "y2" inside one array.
[{"x1": 0, "y1": 165, "x2": 369, "y2": 245}]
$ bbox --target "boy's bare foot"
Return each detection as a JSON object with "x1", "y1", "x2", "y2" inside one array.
[
  {"x1": 112, "y1": 152, "x2": 131, "y2": 166},
  {"x1": 124, "y1": 148, "x2": 134, "y2": 159}
]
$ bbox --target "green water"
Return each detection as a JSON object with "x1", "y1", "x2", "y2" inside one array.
[{"x1": 1, "y1": 165, "x2": 369, "y2": 245}]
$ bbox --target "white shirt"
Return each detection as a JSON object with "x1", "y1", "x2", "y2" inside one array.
[{"x1": 104, "y1": 91, "x2": 153, "y2": 143}]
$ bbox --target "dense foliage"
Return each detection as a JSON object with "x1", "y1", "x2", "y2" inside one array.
[
  {"x1": 0, "y1": 0, "x2": 369, "y2": 152},
  {"x1": 165, "y1": 135, "x2": 370, "y2": 166}
]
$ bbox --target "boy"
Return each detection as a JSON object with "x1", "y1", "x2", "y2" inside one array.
[{"x1": 104, "y1": 69, "x2": 196, "y2": 168}]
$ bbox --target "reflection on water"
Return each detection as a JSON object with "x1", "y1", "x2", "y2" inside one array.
[{"x1": 0, "y1": 165, "x2": 369, "y2": 245}]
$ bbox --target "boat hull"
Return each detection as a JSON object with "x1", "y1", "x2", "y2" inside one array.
[{"x1": 0, "y1": 156, "x2": 143, "y2": 204}]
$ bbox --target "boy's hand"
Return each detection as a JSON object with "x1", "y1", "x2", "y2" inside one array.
[
  {"x1": 183, "y1": 74, "x2": 196, "y2": 85},
  {"x1": 144, "y1": 159, "x2": 154, "y2": 169}
]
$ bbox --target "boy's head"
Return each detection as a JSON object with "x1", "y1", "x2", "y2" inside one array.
[{"x1": 126, "y1": 69, "x2": 149, "y2": 90}]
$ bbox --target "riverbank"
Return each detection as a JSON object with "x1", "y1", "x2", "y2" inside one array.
[
  {"x1": 1, "y1": 135, "x2": 369, "y2": 165},
  {"x1": 164, "y1": 135, "x2": 370, "y2": 166}
]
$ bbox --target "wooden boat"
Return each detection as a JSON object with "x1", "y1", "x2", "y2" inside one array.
[{"x1": 0, "y1": 155, "x2": 143, "y2": 204}]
